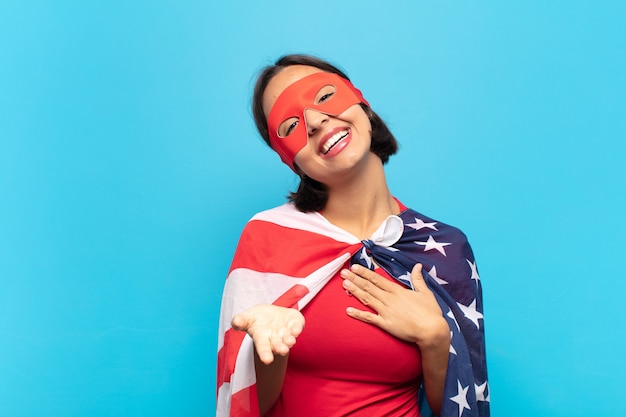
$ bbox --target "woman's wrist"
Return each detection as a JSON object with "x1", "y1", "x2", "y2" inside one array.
[{"x1": 415, "y1": 317, "x2": 450, "y2": 351}]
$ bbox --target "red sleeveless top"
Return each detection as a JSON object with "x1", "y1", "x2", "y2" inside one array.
[{"x1": 267, "y1": 266, "x2": 423, "y2": 417}]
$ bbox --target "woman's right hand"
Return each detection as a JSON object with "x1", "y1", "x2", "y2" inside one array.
[{"x1": 231, "y1": 304, "x2": 305, "y2": 365}]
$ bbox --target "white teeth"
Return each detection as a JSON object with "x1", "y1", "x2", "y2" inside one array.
[{"x1": 322, "y1": 130, "x2": 349, "y2": 154}]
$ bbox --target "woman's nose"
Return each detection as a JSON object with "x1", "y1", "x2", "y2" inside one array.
[{"x1": 305, "y1": 109, "x2": 329, "y2": 135}]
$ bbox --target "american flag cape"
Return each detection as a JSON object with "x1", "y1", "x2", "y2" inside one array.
[{"x1": 217, "y1": 202, "x2": 489, "y2": 417}]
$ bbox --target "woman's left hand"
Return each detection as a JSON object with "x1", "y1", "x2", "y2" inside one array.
[{"x1": 340, "y1": 263, "x2": 449, "y2": 349}]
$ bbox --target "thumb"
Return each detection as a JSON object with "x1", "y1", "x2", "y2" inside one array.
[
  {"x1": 410, "y1": 263, "x2": 428, "y2": 291},
  {"x1": 231, "y1": 313, "x2": 250, "y2": 331}
]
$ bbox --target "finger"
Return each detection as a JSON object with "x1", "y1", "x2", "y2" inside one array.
[
  {"x1": 274, "y1": 324, "x2": 296, "y2": 348},
  {"x1": 231, "y1": 314, "x2": 249, "y2": 331},
  {"x1": 410, "y1": 264, "x2": 429, "y2": 292},
  {"x1": 288, "y1": 318, "x2": 305, "y2": 337},
  {"x1": 281, "y1": 333, "x2": 297, "y2": 348},
  {"x1": 346, "y1": 306, "x2": 383, "y2": 327},
  {"x1": 342, "y1": 278, "x2": 384, "y2": 310},
  {"x1": 269, "y1": 334, "x2": 290, "y2": 356},
  {"x1": 342, "y1": 266, "x2": 391, "y2": 295},
  {"x1": 255, "y1": 335, "x2": 276, "y2": 365}
]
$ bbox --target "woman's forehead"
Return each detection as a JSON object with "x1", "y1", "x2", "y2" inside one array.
[{"x1": 262, "y1": 65, "x2": 326, "y2": 117}]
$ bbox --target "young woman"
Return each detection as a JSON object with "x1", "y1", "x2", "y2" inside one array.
[{"x1": 217, "y1": 55, "x2": 489, "y2": 417}]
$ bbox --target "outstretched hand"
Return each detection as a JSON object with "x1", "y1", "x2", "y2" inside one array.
[
  {"x1": 231, "y1": 304, "x2": 305, "y2": 365},
  {"x1": 340, "y1": 263, "x2": 450, "y2": 348}
]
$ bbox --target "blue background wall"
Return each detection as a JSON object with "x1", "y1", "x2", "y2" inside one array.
[{"x1": 1, "y1": 1, "x2": 624, "y2": 416}]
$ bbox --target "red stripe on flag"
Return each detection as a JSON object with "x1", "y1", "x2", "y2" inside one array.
[
  {"x1": 272, "y1": 283, "x2": 310, "y2": 308},
  {"x1": 230, "y1": 384, "x2": 260, "y2": 417},
  {"x1": 217, "y1": 328, "x2": 246, "y2": 389},
  {"x1": 230, "y1": 220, "x2": 357, "y2": 277}
]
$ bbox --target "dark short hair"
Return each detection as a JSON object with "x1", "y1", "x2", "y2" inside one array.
[{"x1": 252, "y1": 54, "x2": 398, "y2": 212}]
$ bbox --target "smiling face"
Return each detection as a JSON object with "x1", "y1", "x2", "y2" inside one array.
[{"x1": 262, "y1": 66, "x2": 373, "y2": 181}]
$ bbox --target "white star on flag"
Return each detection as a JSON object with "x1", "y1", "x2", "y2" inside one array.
[
  {"x1": 457, "y1": 299, "x2": 484, "y2": 329},
  {"x1": 406, "y1": 218, "x2": 438, "y2": 231},
  {"x1": 414, "y1": 235, "x2": 451, "y2": 256},
  {"x1": 475, "y1": 381, "x2": 489, "y2": 402},
  {"x1": 447, "y1": 308, "x2": 460, "y2": 331},
  {"x1": 359, "y1": 247, "x2": 372, "y2": 269},
  {"x1": 450, "y1": 380, "x2": 471, "y2": 417},
  {"x1": 467, "y1": 259, "x2": 480, "y2": 285},
  {"x1": 398, "y1": 271, "x2": 414, "y2": 289},
  {"x1": 449, "y1": 331, "x2": 457, "y2": 355},
  {"x1": 428, "y1": 265, "x2": 448, "y2": 285}
]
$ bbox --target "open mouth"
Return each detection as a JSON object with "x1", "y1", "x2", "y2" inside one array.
[{"x1": 321, "y1": 130, "x2": 349, "y2": 155}]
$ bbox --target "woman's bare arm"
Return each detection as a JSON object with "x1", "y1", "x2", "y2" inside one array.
[{"x1": 231, "y1": 305, "x2": 305, "y2": 415}]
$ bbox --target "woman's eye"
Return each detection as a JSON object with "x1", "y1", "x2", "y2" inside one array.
[
  {"x1": 282, "y1": 119, "x2": 299, "y2": 137},
  {"x1": 318, "y1": 92, "x2": 334, "y2": 103}
]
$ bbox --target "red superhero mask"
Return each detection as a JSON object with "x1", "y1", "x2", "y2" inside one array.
[{"x1": 267, "y1": 72, "x2": 369, "y2": 170}]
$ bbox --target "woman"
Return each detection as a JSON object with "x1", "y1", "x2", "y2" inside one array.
[{"x1": 217, "y1": 55, "x2": 489, "y2": 417}]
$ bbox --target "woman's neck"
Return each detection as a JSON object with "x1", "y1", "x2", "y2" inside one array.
[{"x1": 320, "y1": 158, "x2": 399, "y2": 240}]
